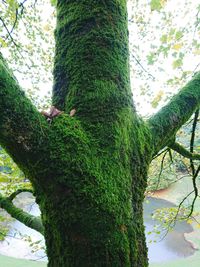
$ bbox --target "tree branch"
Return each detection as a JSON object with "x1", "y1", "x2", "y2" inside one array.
[
  {"x1": 0, "y1": 193, "x2": 44, "y2": 235},
  {"x1": 190, "y1": 109, "x2": 199, "y2": 174},
  {"x1": 148, "y1": 72, "x2": 200, "y2": 154},
  {"x1": 169, "y1": 142, "x2": 200, "y2": 160},
  {"x1": 0, "y1": 52, "x2": 49, "y2": 175},
  {"x1": 8, "y1": 188, "x2": 34, "y2": 201}
]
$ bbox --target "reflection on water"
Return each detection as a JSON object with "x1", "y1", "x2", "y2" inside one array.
[
  {"x1": 144, "y1": 197, "x2": 196, "y2": 263},
  {"x1": 0, "y1": 195, "x2": 197, "y2": 263}
]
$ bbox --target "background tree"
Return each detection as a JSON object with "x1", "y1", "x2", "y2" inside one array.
[{"x1": 0, "y1": 0, "x2": 200, "y2": 266}]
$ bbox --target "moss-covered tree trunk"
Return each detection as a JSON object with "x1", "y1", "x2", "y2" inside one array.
[
  {"x1": 42, "y1": 1, "x2": 152, "y2": 265},
  {"x1": 0, "y1": 0, "x2": 200, "y2": 266}
]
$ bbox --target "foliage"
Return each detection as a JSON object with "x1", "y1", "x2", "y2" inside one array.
[
  {"x1": 0, "y1": 147, "x2": 32, "y2": 196},
  {"x1": 18, "y1": 232, "x2": 45, "y2": 253},
  {"x1": 0, "y1": 147, "x2": 32, "y2": 241},
  {"x1": 0, "y1": 214, "x2": 11, "y2": 241},
  {"x1": 0, "y1": 0, "x2": 55, "y2": 110},
  {"x1": 147, "y1": 150, "x2": 177, "y2": 191},
  {"x1": 1, "y1": 0, "x2": 199, "y2": 114},
  {"x1": 128, "y1": 0, "x2": 200, "y2": 115},
  {"x1": 147, "y1": 114, "x2": 200, "y2": 191},
  {"x1": 0, "y1": 0, "x2": 199, "y2": 229},
  {"x1": 151, "y1": 205, "x2": 200, "y2": 234}
]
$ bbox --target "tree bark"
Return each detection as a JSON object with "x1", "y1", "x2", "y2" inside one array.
[{"x1": 47, "y1": 0, "x2": 152, "y2": 265}]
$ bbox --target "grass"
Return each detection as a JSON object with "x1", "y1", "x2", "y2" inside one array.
[{"x1": 2, "y1": 253, "x2": 200, "y2": 267}]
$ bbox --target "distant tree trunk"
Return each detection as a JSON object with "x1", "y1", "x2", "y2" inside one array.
[{"x1": 0, "y1": 0, "x2": 200, "y2": 266}]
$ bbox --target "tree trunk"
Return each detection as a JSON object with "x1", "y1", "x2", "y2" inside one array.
[
  {"x1": 35, "y1": 1, "x2": 153, "y2": 265},
  {"x1": 32, "y1": 112, "x2": 152, "y2": 267}
]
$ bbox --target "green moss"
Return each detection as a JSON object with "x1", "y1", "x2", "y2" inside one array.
[
  {"x1": 36, "y1": 0, "x2": 152, "y2": 265},
  {"x1": 0, "y1": 193, "x2": 44, "y2": 234},
  {"x1": 53, "y1": 0, "x2": 132, "y2": 117},
  {"x1": 33, "y1": 104, "x2": 152, "y2": 266},
  {"x1": 0, "y1": 53, "x2": 50, "y2": 178},
  {"x1": 149, "y1": 72, "x2": 200, "y2": 154}
]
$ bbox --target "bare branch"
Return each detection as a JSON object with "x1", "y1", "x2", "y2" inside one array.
[
  {"x1": 0, "y1": 17, "x2": 19, "y2": 48},
  {"x1": 152, "y1": 147, "x2": 170, "y2": 160},
  {"x1": 187, "y1": 109, "x2": 200, "y2": 216},
  {"x1": 130, "y1": 53, "x2": 155, "y2": 81},
  {"x1": 155, "y1": 149, "x2": 169, "y2": 190},
  {"x1": 187, "y1": 166, "x2": 200, "y2": 217}
]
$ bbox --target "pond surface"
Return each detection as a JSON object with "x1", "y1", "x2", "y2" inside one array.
[
  {"x1": 0, "y1": 195, "x2": 196, "y2": 263},
  {"x1": 0, "y1": 202, "x2": 46, "y2": 261},
  {"x1": 144, "y1": 197, "x2": 196, "y2": 263}
]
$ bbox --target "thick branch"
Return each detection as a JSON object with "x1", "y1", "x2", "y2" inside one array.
[
  {"x1": 169, "y1": 142, "x2": 200, "y2": 160},
  {"x1": 0, "y1": 53, "x2": 49, "y2": 174},
  {"x1": 148, "y1": 73, "x2": 200, "y2": 154},
  {"x1": 0, "y1": 193, "x2": 44, "y2": 234}
]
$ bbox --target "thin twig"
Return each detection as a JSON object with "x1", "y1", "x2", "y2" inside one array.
[{"x1": 131, "y1": 53, "x2": 156, "y2": 80}]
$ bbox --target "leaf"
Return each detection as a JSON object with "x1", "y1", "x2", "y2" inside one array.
[
  {"x1": 151, "y1": 90, "x2": 164, "y2": 108},
  {"x1": 175, "y1": 31, "x2": 183, "y2": 40},
  {"x1": 147, "y1": 52, "x2": 156, "y2": 65},
  {"x1": 50, "y1": 0, "x2": 57, "y2": 6},
  {"x1": 150, "y1": 0, "x2": 162, "y2": 11},
  {"x1": 193, "y1": 49, "x2": 200, "y2": 55},
  {"x1": 172, "y1": 58, "x2": 183, "y2": 69},
  {"x1": 150, "y1": 0, "x2": 167, "y2": 11},
  {"x1": 160, "y1": 34, "x2": 168, "y2": 43},
  {"x1": 0, "y1": 37, "x2": 7, "y2": 48},
  {"x1": 172, "y1": 43, "x2": 183, "y2": 51}
]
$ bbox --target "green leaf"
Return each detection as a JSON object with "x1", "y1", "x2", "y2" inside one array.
[
  {"x1": 160, "y1": 34, "x2": 168, "y2": 43},
  {"x1": 151, "y1": 90, "x2": 164, "y2": 108},
  {"x1": 172, "y1": 58, "x2": 183, "y2": 69},
  {"x1": 50, "y1": 0, "x2": 57, "y2": 6},
  {"x1": 175, "y1": 31, "x2": 183, "y2": 40},
  {"x1": 147, "y1": 52, "x2": 156, "y2": 65},
  {"x1": 150, "y1": 0, "x2": 162, "y2": 11}
]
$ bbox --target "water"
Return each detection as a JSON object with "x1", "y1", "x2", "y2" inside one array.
[
  {"x1": 0, "y1": 196, "x2": 196, "y2": 263},
  {"x1": 144, "y1": 197, "x2": 195, "y2": 263},
  {"x1": 0, "y1": 201, "x2": 46, "y2": 261}
]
